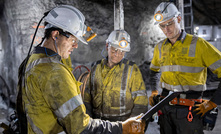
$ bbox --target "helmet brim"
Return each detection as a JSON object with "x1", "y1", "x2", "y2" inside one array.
[
  {"x1": 154, "y1": 13, "x2": 180, "y2": 25},
  {"x1": 154, "y1": 17, "x2": 171, "y2": 25},
  {"x1": 109, "y1": 43, "x2": 130, "y2": 52},
  {"x1": 74, "y1": 34, "x2": 88, "y2": 45}
]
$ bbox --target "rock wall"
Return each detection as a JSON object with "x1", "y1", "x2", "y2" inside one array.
[{"x1": 0, "y1": 0, "x2": 164, "y2": 104}]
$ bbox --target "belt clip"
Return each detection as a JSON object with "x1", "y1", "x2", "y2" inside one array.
[
  {"x1": 187, "y1": 106, "x2": 193, "y2": 122},
  {"x1": 169, "y1": 91, "x2": 176, "y2": 105},
  {"x1": 169, "y1": 100, "x2": 175, "y2": 105}
]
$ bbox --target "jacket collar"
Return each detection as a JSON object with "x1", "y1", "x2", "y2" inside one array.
[
  {"x1": 103, "y1": 57, "x2": 125, "y2": 68},
  {"x1": 163, "y1": 29, "x2": 187, "y2": 45},
  {"x1": 33, "y1": 46, "x2": 62, "y2": 61}
]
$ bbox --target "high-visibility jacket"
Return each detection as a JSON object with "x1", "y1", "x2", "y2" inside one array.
[
  {"x1": 62, "y1": 55, "x2": 73, "y2": 71},
  {"x1": 84, "y1": 58, "x2": 148, "y2": 121},
  {"x1": 21, "y1": 46, "x2": 122, "y2": 134},
  {"x1": 150, "y1": 31, "x2": 221, "y2": 94}
]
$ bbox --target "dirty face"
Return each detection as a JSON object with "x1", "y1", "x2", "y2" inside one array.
[
  {"x1": 107, "y1": 45, "x2": 125, "y2": 66},
  {"x1": 57, "y1": 34, "x2": 79, "y2": 59}
]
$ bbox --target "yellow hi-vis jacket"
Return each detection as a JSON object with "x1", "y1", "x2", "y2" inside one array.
[
  {"x1": 21, "y1": 47, "x2": 122, "y2": 134},
  {"x1": 62, "y1": 55, "x2": 73, "y2": 71},
  {"x1": 84, "y1": 58, "x2": 148, "y2": 121},
  {"x1": 150, "y1": 31, "x2": 221, "y2": 92}
]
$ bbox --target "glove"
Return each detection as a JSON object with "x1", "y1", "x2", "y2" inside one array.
[
  {"x1": 122, "y1": 114, "x2": 146, "y2": 134},
  {"x1": 194, "y1": 100, "x2": 217, "y2": 117},
  {"x1": 149, "y1": 90, "x2": 158, "y2": 106}
]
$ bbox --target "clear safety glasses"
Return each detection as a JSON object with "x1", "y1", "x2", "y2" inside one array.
[
  {"x1": 159, "y1": 17, "x2": 177, "y2": 29},
  {"x1": 110, "y1": 46, "x2": 126, "y2": 56},
  {"x1": 68, "y1": 36, "x2": 79, "y2": 44},
  {"x1": 60, "y1": 31, "x2": 79, "y2": 44}
]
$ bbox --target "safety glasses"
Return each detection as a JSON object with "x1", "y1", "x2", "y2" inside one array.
[
  {"x1": 60, "y1": 31, "x2": 79, "y2": 44},
  {"x1": 159, "y1": 17, "x2": 177, "y2": 29},
  {"x1": 109, "y1": 46, "x2": 126, "y2": 56},
  {"x1": 68, "y1": 36, "x2": 79, "y2": 44}
]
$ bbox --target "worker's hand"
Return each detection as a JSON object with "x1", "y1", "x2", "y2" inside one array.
[
  {"x1": 149, "y1": 90, "x2": 158, "y2": 106},
  {"x1": 194, "y1": 100, "x2": 217, "y2": 117},
  {"x1": 122, "y1": 114, "x2": 146, "y2": 134}
]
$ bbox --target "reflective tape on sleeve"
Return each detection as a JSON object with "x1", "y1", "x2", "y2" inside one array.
[
  {"x1": 150, "y1": 63, "x2": 160, "y2": 70},
  {"x1": 131, "y1": 90, "x2": 147, "y2": 99},
  {"x1": 209, "y1": 59, "x2": 221, "y2": 72},
  {"x1": 54, "y1": 94, "x2": 83, "y2": 119}
]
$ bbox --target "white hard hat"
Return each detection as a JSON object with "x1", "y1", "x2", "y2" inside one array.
[
  {"x1": 154, "y1": 2, "x2": 180, "y2": 25},
  {"x1": 106, "y1": 30, "x2": 131, "y2": 52},
  {"x1": 44, "y1": 5, "x2": 88, "y2": 44}
]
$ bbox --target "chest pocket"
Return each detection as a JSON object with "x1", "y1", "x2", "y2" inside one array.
[
  {"x1": 178, "y1": 35, "x2": 198, "y2": 64},
  {"x1": 159, "y1": 35, "x2": 198, "y2": 66}
]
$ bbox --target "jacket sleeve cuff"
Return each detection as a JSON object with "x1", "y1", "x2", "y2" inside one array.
[{"x1": 81, "y1": 118, "x2": 122, "y2": 134}]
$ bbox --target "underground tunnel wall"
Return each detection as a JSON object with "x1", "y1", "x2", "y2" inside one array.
[{"x1": 0, "y1": 0, "x2": 165, "y2": 104}]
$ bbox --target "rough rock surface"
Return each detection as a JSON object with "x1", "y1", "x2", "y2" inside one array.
[{"x1": 0, "y1": 0, "x2": 163, "y2": 103}]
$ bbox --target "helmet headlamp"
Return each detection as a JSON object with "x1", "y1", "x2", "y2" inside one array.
[
  {"x1": 83, "y1": 26, "x2": 97, "y2": 42},
  {"x1": 154, "y1": 12, "x2": 163, "y2": 22},
  {"x1": 119, "y1": 40, "x2": 128, "y2": 48}
]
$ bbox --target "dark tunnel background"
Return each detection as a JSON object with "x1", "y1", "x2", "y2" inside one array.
[{"x1": 0, "y1": 0, "x2": 221, "y2": 133}]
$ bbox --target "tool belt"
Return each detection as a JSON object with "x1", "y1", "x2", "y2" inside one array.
[
  {"x1": 161, "y1": 89, "x2": 203, "y2": 106},
  {"x1": 169, "y1": 97, "x2": 202, "y2": 106}
]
